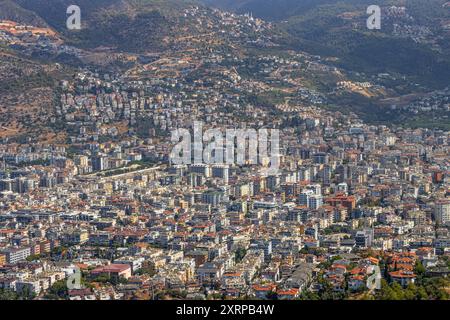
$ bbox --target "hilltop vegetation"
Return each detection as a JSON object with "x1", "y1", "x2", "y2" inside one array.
[
  {"x1": 1, "y1": 0, "x2": 449, "y2": 130},
  {"x1": 0, "y1": 0, "x2": 48, "y2": 26},
  {"x1": 11, "y1": 0, "x2": 197, "y2": 51},
  {"x1": 207, "y1": 0, "x2": 450, "y2": 89},
  {"x1": 203, "y1": 0, "x2": 345, "y2": 21},
  {"x1": 10, "y1": 0, "x2": 450, "y2": 85}
]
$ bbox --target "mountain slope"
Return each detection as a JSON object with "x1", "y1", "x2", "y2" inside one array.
[
  {"x1": 206, "y1": 0, "x2": 450, "y2": 89},
  {"x1": 202, "y1": 0, "x2": 342, "y2": 21},
  {"x1": 0, "y1": 48, "x2": 70, "y2": 142},
  {"x1": 0, "y1": 0, "x2": 48, "y2": 26},
  {"x1": 11, "y1": 0, "x2": 198, "y2": 52}
]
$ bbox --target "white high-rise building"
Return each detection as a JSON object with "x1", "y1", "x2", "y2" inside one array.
[
  {"x1": 308, "y1": 195, "x2": 323, "y2": 210},
  {"x1": 435, "y1": 201, "x2": 450, "y2": 225},
  {"x1": 299, "y1": 190, "x2": 314, "y2": 207}
]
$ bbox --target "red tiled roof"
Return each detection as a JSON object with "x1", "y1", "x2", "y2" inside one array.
[
  {"x1": 91, "y1": 264, "x2": 130, "y2": 274},
  {"x1": 389, "y1": 270, "x2": 416, "y2": 279},
  {"x1": 277, "y1": 288, "x2": 298, "y2": 295}
]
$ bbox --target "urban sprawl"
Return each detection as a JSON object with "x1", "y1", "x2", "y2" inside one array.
[{"x1": 0, "y1": 6, "x2": 449, "y2": 300}]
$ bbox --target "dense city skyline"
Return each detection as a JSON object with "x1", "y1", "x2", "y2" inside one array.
[{"x1": 0, "y1": 0, "x2": 449, "y2": 305}]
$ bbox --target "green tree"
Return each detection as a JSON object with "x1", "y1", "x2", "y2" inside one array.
[
  {"x1": 235, "y1": 248, "x2": 247, "y2": 263},
  {"x1": 0, "y1": 289, "x2": 18, "y2": 300},
  {"x1": 46, "y1": 280, "x2": 69, "y2": 299}
]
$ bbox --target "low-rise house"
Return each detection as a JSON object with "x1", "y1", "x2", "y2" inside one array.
[
  {"x1": 251, "y1": 283, "x2": 276, "y2": 300},
  {"x1": 91, "y1": 264, "x2": 132, "y2": 280},
  {"x1": 276, "y1": 288, "x2": 299, "y2": 300},
  {"x1": 389, "y1": 270, "x2": 416, "y2": 287}
]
